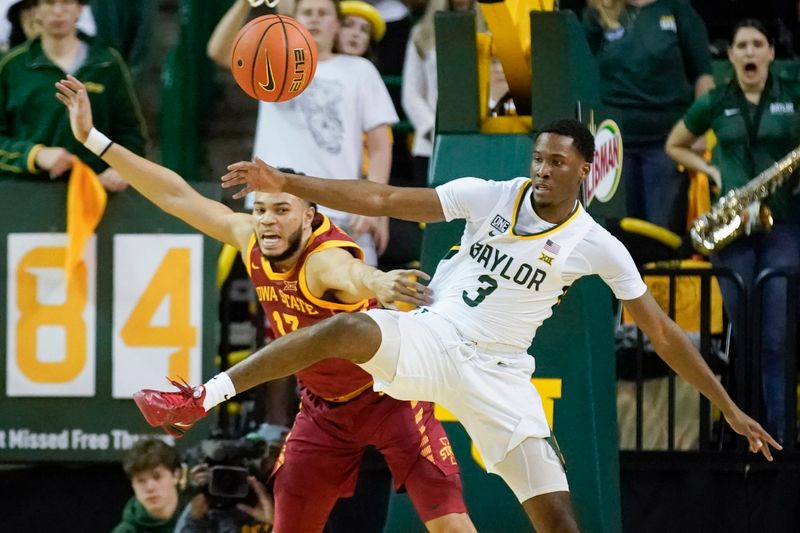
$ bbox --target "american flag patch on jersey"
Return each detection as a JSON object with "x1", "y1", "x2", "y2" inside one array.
[{"x1": 544, "y1": 239, "x2": 561, "y2": 255}]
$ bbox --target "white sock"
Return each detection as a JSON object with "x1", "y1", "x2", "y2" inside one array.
[{"x1": 201, "y1": 372, "x2": 237, "y2": 411}]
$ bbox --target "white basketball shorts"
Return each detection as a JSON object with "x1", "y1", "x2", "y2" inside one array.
[{"x1": 357, "y1": 307, "x2": 568, "y2": 499}]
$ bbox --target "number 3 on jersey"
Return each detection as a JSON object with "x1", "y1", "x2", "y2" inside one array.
[{"x1": 462, "y1": 274, "x2": 498, "y2": 307}]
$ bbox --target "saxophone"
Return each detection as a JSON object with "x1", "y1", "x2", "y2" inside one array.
[{"x1": 690, "y1": 145, "x2": 800, "y2": 254}]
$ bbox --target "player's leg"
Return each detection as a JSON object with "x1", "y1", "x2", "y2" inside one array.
[
  {"x1": 134, "y1": 312, "x2": 385, "y2": 431},
  {"x1": 273, "y1": 480, "x2": 340, "y2": 533},
  {"x1": 520, "y1": 492, "x2": 578, "y2": 533},
  {"x1": 271, "y1": 411, "x2": 365, "y2": 533},
  {"x1": 404, "y1": 452, "x2": 475, "y2": 533},
  {"x1": 492, "y1": 437, "x2": 578, "y2": 533},
  {"x1": 325, "y1": 447, "x2": 393, "y2": 533},
  {"x1": 371, "y1": 397, "x2": 475, "y2": 532},
  {"x1": 227, "y1": 312, "x2": 382, "y2": 392},
  {"x1": 439, "y1": 346, "x2": 578, "y2": 532}
]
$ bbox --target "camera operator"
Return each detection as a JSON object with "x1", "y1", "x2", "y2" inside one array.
[{"x1": 174, "y1": 438, "x2": 275, "y2": 533}]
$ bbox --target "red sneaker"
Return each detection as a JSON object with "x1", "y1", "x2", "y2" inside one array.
[{"x1": 133, "y1": 378, "x2": 207, "y2": 438}]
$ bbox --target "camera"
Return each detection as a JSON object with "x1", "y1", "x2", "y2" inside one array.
[
  {"x1": 208, "y1": 465, "x2": 250, "y2": 499},
  {"x1": 188, "y1": 437, "x2": 270, "y2": 506}
]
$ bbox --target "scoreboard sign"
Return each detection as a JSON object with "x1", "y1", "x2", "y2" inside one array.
[
  {"x1": 112, "y1": 235, "x2": 203, "y2": 397},
  {"x1": 6, "y1": 233, "x2": 97, "y2": 397},
  {"x1": 0, "y1": 182, "x2": 217, "y2": 462}
]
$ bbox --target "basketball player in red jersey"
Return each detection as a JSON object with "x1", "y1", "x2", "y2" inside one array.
[{"x1": 56, "y1": 75, "x2": 476, "y2": 533}]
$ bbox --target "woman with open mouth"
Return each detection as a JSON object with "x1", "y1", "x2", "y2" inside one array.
[{"x1": 665, "y1": 18, "x2": 800, "y2": 444}]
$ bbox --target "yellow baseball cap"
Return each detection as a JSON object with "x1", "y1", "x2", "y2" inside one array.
[{"x1": 340, "y1": 1, "x2": 386, "y2": 42}]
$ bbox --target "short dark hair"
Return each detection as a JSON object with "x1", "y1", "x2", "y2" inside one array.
[
  {"x1": 537, "y1": 119, "x2": 595, "y2": 163},
  {"x1": 272, "y1": 167, "x2": 316, "y2": 211},
  {"x1": 122, "y1": 438, "x2": 180, "y2": 478},
  {"x1": 729, "y1": 18, "x2": 773, "y2": 46}
]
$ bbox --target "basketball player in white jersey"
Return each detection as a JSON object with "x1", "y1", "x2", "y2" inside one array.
[{"x1": 137, "y1": 119, "x2": 779, "y2": 533}]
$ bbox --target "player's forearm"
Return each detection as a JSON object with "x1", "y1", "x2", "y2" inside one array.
[
  {"x1": 101, "y1": 144, "x2": 194, "y2": 215},
  {"x1": 283, "y1": 172, "x2": 394, "y2": 216},
  {"x1": 341, "y1": 260, "x2": 382, "y2": 301},
  {"x1": 282, "y1": 172, "x2": 443, "y2": 222},
  {"x1": 207, "y1": 0, "x2": 251, "y2": 67},
  {"x1": 652, "y1": 322, "x2": 737, "y2": 416},
  {"x1": 353, "y1": 261, "x2": 389, "y2": 297}
]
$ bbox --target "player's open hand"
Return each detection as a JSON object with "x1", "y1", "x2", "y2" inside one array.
[
  {"x1": 54, "y1": 75, "x2": 94, "y2": 143},
  {"x1": 222, "y1": 157, "x2": 285, "y2": 199},
  {"x1": 372, "y1": 269, "x2": 433, "y2": 310},
  {"x1": 724, "y1": 408, "x2": 782, "y2": 461}
]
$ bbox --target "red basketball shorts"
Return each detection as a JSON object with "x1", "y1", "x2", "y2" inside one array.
[{"x1": 270, "y1": 388, "x2": 466, "y2": 532}]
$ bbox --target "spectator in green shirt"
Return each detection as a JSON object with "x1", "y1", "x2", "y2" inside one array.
[
  {"x1": 0, "y1": 0, "x2": 146, "y2": 191},
  {"x1": 113, "y1": 438, "x2": 184, "y2": 533},
  {"x1": 666, "y1": 18, "x2": 800, "y2": 442},
  {"x1": 584, "y1": 0, "x2": 714, "y2": 235}
]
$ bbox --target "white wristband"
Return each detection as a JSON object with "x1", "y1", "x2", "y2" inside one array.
[{"x1": 83, "y1": 127, "x2": 113, "y2": 157}]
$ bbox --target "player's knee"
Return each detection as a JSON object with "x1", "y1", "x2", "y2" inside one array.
[
  {"x1": 523, "y1": 492, "x2": 580, "y2": 533},
  {"x1": 316, "y1": 313, "x2": 382, "y2": 364}
]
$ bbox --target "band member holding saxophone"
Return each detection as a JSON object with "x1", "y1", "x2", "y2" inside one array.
[{"x1": 666, "y1": 19, "x2": 800, "y2": 443}]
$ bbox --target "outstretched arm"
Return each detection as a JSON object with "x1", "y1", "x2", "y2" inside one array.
[
  {"x1": 222, "y1": 158, "x2": 446, "y2": 223},
  {"x1": 623, "y1": 291, "x2": 781, "y2": 460},
  {"x1": 56, "y1": 75, "x2": 252, "y2": 250},
  {"x1": 305, "y1": 247, "x2": 433, "y2": 309},
  {"x1": 207, "y1": 0, "x2": 251, "y2": 68}
]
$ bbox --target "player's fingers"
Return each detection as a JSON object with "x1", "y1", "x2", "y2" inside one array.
[
  {"x1": 749, "y1": 437, "x2": 759, "y2": 453},
  {"x1": 220, "y1": 170, "x2": 239, "y2": 184},
  {"x1": 221, "y1": 174, "x2": 250, "y2": 188},
  {"x1": 393, "y1": 284, "x2": 430, "y2": 305},
  {"x1": 232, "y1": 186, "x2": 254, "y2": 200},
  {"x1": 761, "y1": 445, "x2": 773, "y2": 462},
  {"x1": 761, "y1": 428, "x2": 782, "y2": 451},
  {"x1": 226, "y1": 160, "x2": 252, "y2": 172},
  {"x1": 411, "y1": 284, "x2": 433, "y2": 299},
  {"x1": 392, "y1": 292, "x2": 423, "y2": 308},
  {"x1": 399, "y1": 277, "x2": 430, "y2": 295},
  {"x1": 403, "y1": 269, "x2": 431, "y2": 281},
  {"x1": 752, "y1": 436, "x2": 773, "y2": 461}
]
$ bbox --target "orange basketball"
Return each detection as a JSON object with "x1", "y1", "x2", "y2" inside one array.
[{"x1": 230, "y1": 15, "x2": 317, "y2": 102}]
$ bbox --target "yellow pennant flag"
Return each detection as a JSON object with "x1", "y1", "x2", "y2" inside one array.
[{"x1": 65, "y1": 157, "x2": 107, "y2": 283}]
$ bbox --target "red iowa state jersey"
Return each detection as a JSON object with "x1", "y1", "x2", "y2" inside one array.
[{"x1": 246, "y1": 214, "x2": 375, "y2": 400}]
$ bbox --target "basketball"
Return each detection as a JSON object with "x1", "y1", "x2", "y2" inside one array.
[{"x1": 230, "y1": 15, "x2": 317, "y2": 102}]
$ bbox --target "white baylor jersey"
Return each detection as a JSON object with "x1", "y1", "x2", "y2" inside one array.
[{"x1": 430, "y1": 177, "x2": 647, "y2": 351}]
